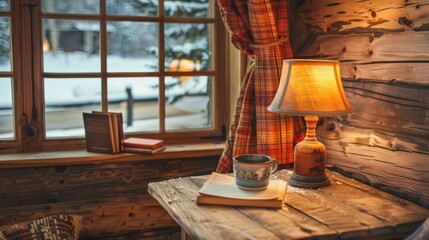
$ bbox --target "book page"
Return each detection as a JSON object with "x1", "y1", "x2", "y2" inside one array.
[{"x1": 199, "y1": 172, "x2": 285, "y2": 200}]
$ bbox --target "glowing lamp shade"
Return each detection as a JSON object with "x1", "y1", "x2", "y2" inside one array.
[{"x1": 268, "y1": 59, "x2": 353, "y2": 188}]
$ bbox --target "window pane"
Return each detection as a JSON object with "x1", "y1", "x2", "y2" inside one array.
[
  {"x1": 42, "y1": 0, "x2": 99, "y2": 14},
  {"x1": 107, "y1": 22, "x2": 158, "y2": 72},
  {"x1": 165, "y1": 23, "x2": 213, "y2": 72},
  {"x1": 44, "y1": 78, "x2": 101, "y2": 138},
  {"x1": 106, "y1": 0, "x2": 158, "y2": 16},
  {"x1": 43, "y1": 19, "x2": 101, "y2": 73},
  {"x1": 0, "y1": 17, "x2": 10, "y2": 72},
  {"x1": 165, "y1": 76, "x2": 212, "y2": 131},
  {"x1": 108, "y1": 77, "x2": 160, "y2": 132},
  {"x1": 0, "y1": 77, "x2": 13, "y2": 139},
  {"x1": 0, "y1": 0, "x2": 8, "y2": 11},
  {"x1": 165, "y1": 0, "x2": 212, "y2": 18}
]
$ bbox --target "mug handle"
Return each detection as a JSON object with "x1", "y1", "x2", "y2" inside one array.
[{"x1": 271, "y1": 159, "x2": 278, "y2": 173}]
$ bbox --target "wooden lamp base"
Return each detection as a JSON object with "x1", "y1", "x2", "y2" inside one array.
[
  {"x1": 288, "y1": 172, "x2": 330, "y2": 188},
  {"x1": 288, "y1": 115, "x2": 331, "y2": 189}
]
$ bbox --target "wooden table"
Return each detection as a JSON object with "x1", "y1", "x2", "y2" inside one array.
[{"x1": 148, "y1": 169, "x2": 429, "y2": 239}]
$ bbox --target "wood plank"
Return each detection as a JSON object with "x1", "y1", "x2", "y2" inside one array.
[
  {"x1": 190, "y1": 175, "x2": 339, "y2": 240},
  {"x1": 148, "y1": 179, "x2": 253, "y2": 240},
  {"x1": 317, "y1": 118, "x2": 429, "y2": 207},
  {"x1": 0, "y1": 156, "x2": 218, "y2": 239},
  {"x1": 297, "y1": 0, "x2": 429, "y2": 33},
  {"x1": 312, "y1": 177, "x2": 427, "y2": 226},
  {"x1": 0, "y1": 142, "x2": 224, "y2": 168},
  {"x1": 342, "y1": 81, "x2": 429, "y2": 140},
  {"x1": 149, "y1": 171, "x2": 427, "y2": 239},
  {"x1": 286, "y1": 180, "x2": 427, "y2": 239},
  {"x1": 0, "y1": 157, "x2": 218, "y2": 207},
  {"x1": 340, "y1": 62, "x2": 429, "y2": 86},
  {"x1": 168, "y1": 177, "x2": 283, "y2": 240},
  {"x1": 298, "y1": 31, "x2": 429, "y2": 62},
  {"x1": 326, "y1": 171, "x2": 429, "y2": 215},
  {"x1": 0, "y1": 196, "x2": 177, "y2": 239}
]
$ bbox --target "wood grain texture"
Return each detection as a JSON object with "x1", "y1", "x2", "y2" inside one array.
[
  {"x1": 318, "y1": 117, "x2": 429, "y2": 207},
  {"x1": 0, "y1": 156, "x2": 219, "y2": 239},
  {"x1": 315, "y1": 81, "x2": 429, "y2": 207},
  {"x1": 299, "y1": 31, "x2": 429, "y2": 62},
  {"x1": 191, "y1": 175, "x2": 338, "y2": 240},
  {"x1": 148, "y1": 170, "x2": 429, "y2": 240},
  {"x1": 340, "y1": 62, "x2": 429, "y2": 86},
  {"x1": 0, "y1": 142, "x2": 224, "y2": 168},
  {"x1": 295, "y1": 0, "x2": 429, "y2": 210},
  {"x1": 298, "y1": 0, "x2": 429, "y2": 33}
]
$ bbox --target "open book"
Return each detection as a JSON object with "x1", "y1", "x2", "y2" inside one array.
[{"x1": 197, "y1": 172, "x2": 287, "y2": 208}]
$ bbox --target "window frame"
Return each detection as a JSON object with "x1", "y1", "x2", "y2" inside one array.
[{"x1": 1, "y1": 0, "x2": 229, "y2": 153}]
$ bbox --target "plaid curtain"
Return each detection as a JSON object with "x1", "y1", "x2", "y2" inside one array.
[{"x1": 216, "y1": 0, "x2": 306, "y2": 173}]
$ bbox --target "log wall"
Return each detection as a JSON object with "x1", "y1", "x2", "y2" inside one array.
[
  {"x1": 293, "y1": 0, "x2": 429, "y2": 207},
  {"x1": 0, "y1": 156, "x2": 219, "y2": 239}
]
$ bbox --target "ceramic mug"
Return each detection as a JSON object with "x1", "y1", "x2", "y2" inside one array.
[{"x1": 232, "y1": 154, "x2": 278, "y2": 190}]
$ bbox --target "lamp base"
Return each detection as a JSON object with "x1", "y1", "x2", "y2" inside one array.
[{"x1": 288, "y1": 172, "x2": 330, "y2": 189}]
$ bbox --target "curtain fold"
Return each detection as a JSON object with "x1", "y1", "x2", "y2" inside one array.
[{"x1": 216, "y1": 0, "x2": 306, "y2": 173}]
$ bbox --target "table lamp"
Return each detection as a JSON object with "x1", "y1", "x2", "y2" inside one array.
[{"x1": 268, "y1": 59, "x2": 354, "y2": 188}]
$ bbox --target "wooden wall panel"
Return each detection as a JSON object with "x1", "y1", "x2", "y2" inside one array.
[
  {"x1": 295, "y1": 0, "x2": 429, "y2": 208},
  {"x1": 299, "y1": 32, "x2": 429, "y2": 62},
  {"x1": 0, "y1": 156, "x2": 219, "y2": 239},
  {"x1": 298, "y1": 0, "x2": 429, "y2": 33}
]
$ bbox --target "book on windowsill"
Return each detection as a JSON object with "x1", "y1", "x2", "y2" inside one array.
[
  {"x1": 82, "y1": 111, "x2": 124, "y2": 154},
  {"x1": 197, "y1": 172, "x2": 287, "y2": 209},
  {"x1": 123, "y1": 137, "x2": 164, "y2": 150},
  {"x1": 123, "y1": 146, "x2": 166, "y2": 154}
]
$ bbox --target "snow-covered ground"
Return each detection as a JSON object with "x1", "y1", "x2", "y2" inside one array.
[
  {"x1": 0, "y1": 52, "x2": 211, "y2": 139},
  {"x1": 1, "y1": 52, "x2": 207, "y2": 108}
]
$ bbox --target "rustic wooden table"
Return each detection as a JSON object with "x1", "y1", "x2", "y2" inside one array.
[{"x1": 147, "y1": 169, "x2": 429, "y2": 239}]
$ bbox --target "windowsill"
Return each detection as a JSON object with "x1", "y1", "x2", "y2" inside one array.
[{"x1": 0, "y1": 141, "x2": 225, "y2": 169}]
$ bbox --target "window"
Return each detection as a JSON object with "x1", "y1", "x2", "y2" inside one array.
[{"x1": 0, "y1": 0, "x2": 227, "y2": 152}]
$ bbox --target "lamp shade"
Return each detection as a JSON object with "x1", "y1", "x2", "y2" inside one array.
[{"x1": 268, "y1": 59, "x2": 353, "y2": 116}]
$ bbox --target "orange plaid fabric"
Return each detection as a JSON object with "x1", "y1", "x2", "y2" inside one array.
[{"x1": 216, "y1": 0, "x2": 306, "y2": 173}]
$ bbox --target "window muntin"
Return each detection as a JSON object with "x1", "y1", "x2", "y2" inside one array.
[
  {"x1": 40, "y1": 0, "x2": 219, "y2": 141},
  {"x1": 0, "y1": 0, "x2": 223, "y2": 150}
]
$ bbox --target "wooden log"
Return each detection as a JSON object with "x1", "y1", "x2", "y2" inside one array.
[
  {"x1": 342, "y1": 81, "x2": 429, "y2": 140},
  {"x1": 0, "y1": 196, "x2": 177, "y2": 238},
  {"x1": 340, "y1": 62, "x2": 429, "y2": 86},
  {"x1": 0, "y1": 157, "x2": 218, "y2": 207},
  {"x1": 0, "y1": 156, "x2": 219, "y2": 239},
  {"x1": 317, "y1": 117, "x2": 429, "y2": 207},
  {"x1": 298, "y1": 31, "x2": 429, "y2": 62},
  {"x1": 297, "y1": 0, "x2": 429, "y2": 33}
]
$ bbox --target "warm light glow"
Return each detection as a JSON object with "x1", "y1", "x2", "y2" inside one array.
[
  {"x1": 168, "y1": 59, "x2": 201, "y2": 83},
  {"x1": 43, "y1": 39, "x2": 51, "y2": 52},
  {"x1": 268, "y1": 59, "x2": 353, "y2": 116}
]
